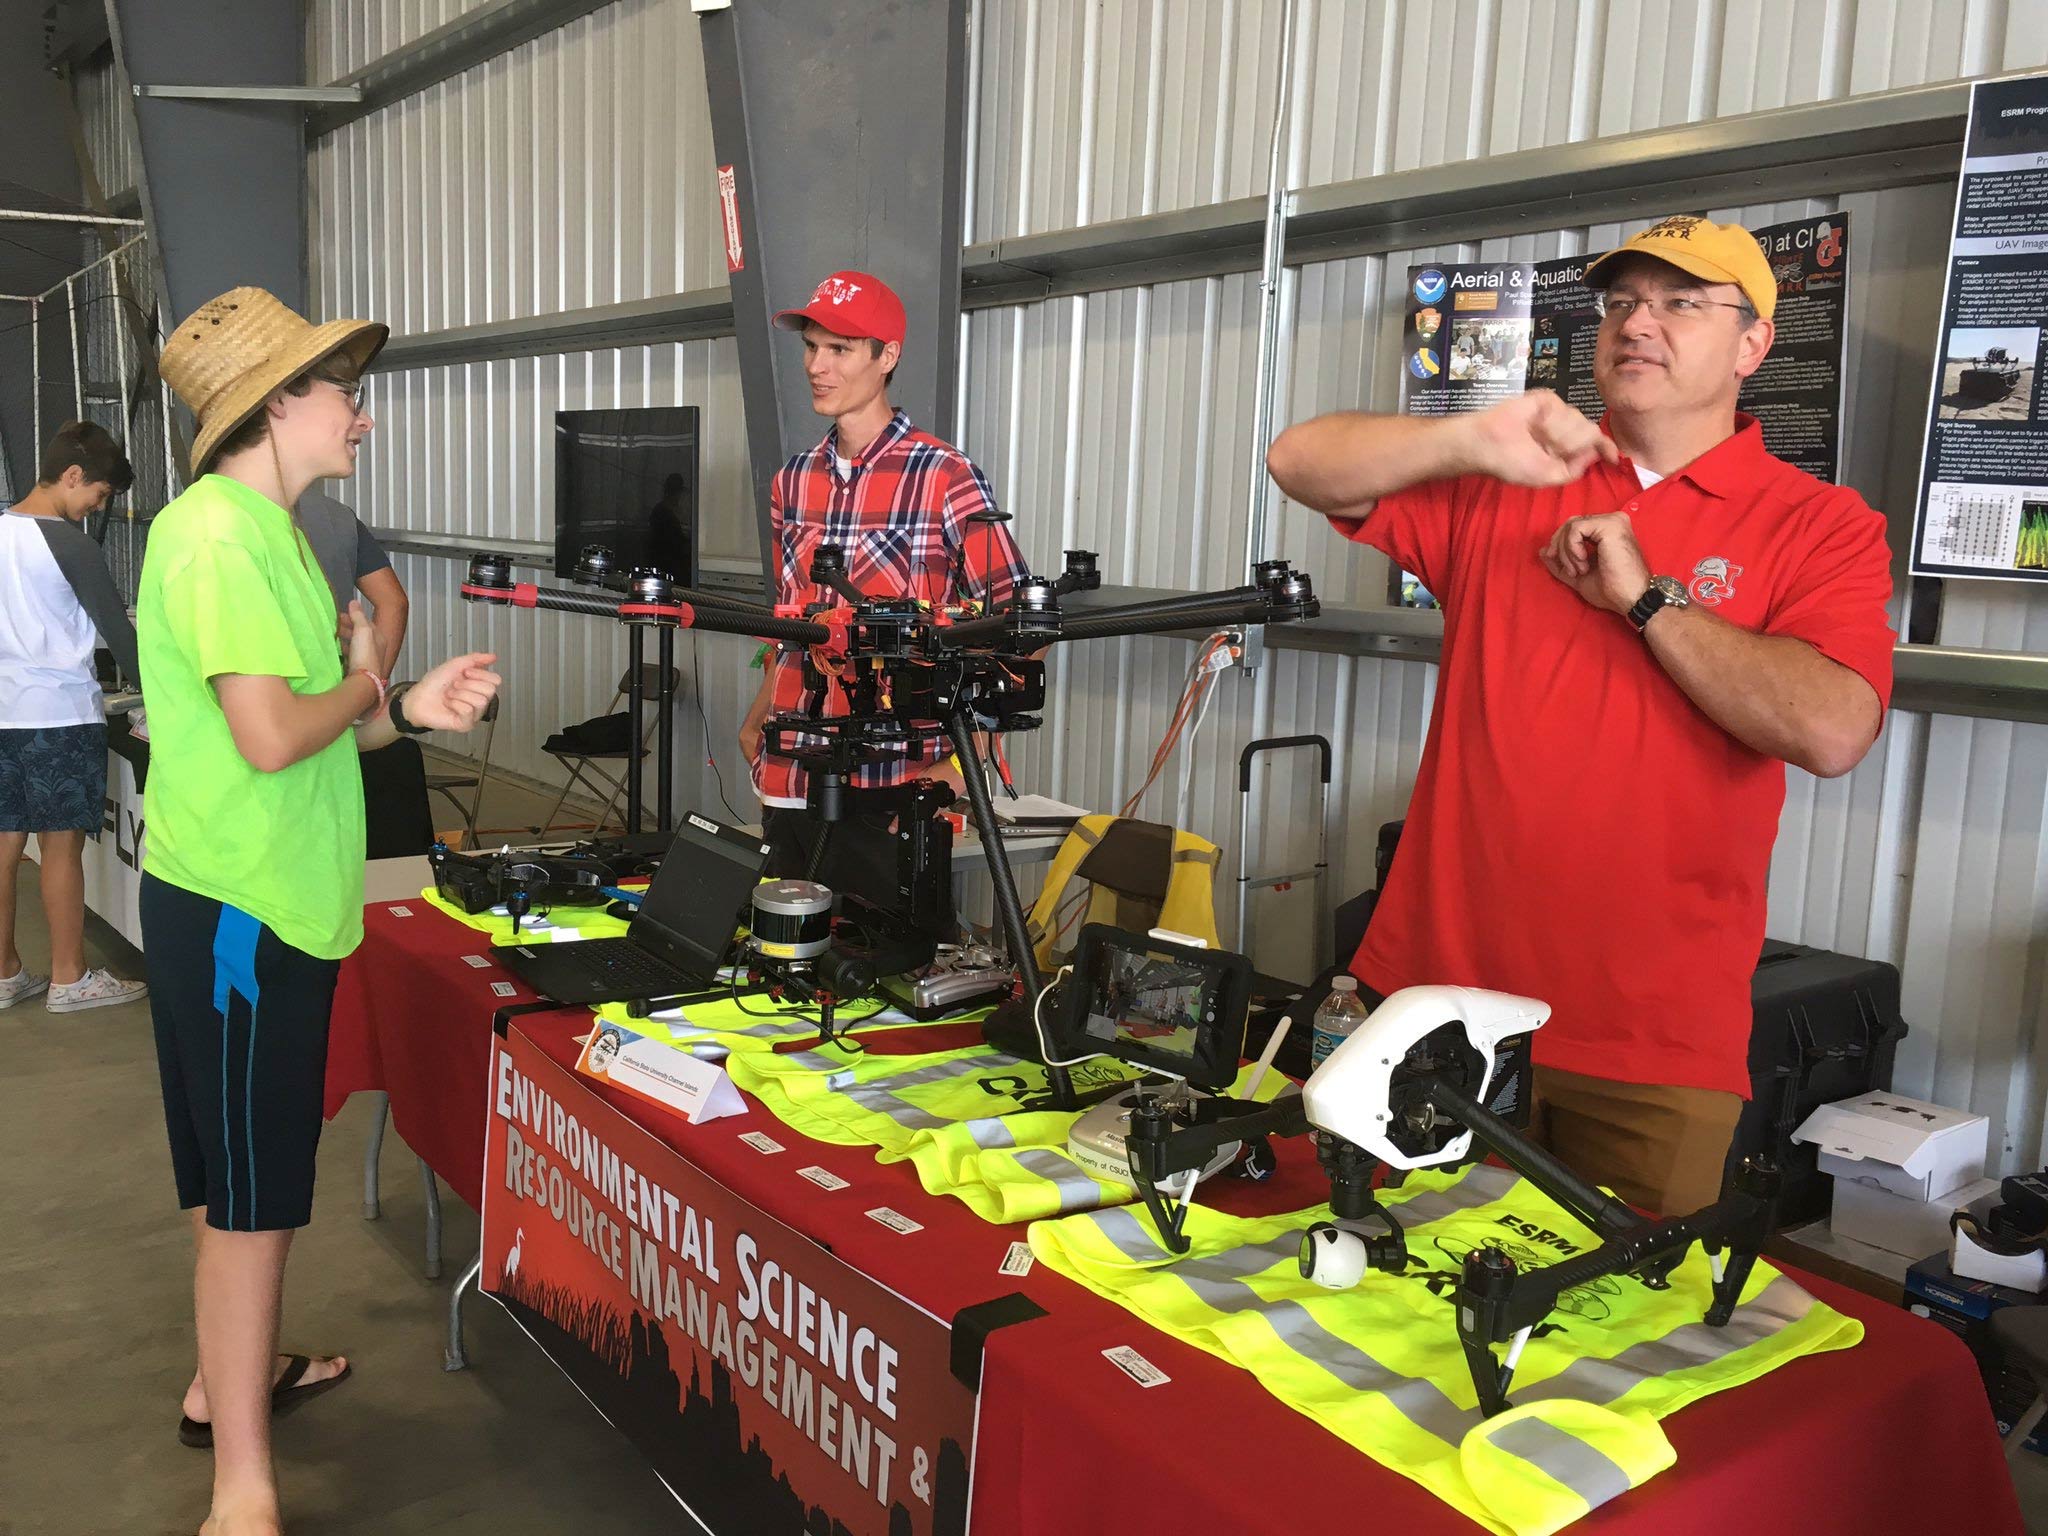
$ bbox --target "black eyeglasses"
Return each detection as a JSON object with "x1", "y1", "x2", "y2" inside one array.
[{"x1": 317, "y1": 377, "x2": 368, "y2": 414}]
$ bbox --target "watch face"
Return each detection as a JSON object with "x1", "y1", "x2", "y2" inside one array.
[{"x1": 1652, "y1": 575, "x2": 1689, "y2": 605}]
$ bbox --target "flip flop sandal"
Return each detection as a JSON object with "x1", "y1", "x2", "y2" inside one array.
[{"x1": 177, "y1": 1355, "x2": 354, "y2": 1449}]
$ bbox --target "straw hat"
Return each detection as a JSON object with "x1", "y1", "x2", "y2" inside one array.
[{"x1": 159, "y1": 288, "x2": 387, "y2": 477}]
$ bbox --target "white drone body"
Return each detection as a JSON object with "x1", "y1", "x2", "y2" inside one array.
[{"x1": 1299, "y1": 985, "x2": 1551, "y2": 1170}]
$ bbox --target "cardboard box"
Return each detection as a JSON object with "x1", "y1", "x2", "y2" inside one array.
[
  {"x1": 1793, "y1": 1090, "x2": 1988, "y2": 1202},
  {"x1": 1831, "y1": 1174, "x2": 1998, "y2": 1258}
]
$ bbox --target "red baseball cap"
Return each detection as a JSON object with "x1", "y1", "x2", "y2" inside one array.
[{"x1": 773, "y1": 270, "x2": 907, "y2": 347}]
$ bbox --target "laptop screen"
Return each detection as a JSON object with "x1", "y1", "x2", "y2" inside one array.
[{"x1": 630, "y1": 813, "x2": 770, "y2": 974}]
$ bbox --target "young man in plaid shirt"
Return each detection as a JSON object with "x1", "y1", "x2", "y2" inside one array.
[{"x1": 739, "y1": 269, "x2": 1028, "y2": 899}]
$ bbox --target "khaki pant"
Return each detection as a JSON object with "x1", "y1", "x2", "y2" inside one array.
[{"x1": 1528, "y1": 1066, "x2": 1744, "y2": 1216}]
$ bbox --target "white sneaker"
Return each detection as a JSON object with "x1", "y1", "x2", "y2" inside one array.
[
  {"x1": 46, "y1": 968, "x2": 148, "y2": 1013},
  {"x1": 0, "y1": 969, "x2": 49, "y2": 1009}
]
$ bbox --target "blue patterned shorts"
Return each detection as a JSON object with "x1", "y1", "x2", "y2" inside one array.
[{"x1": 0, "y1": 723, "x2": 108, "y2": 835}]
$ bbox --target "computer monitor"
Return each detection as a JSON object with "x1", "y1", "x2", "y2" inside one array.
[{"x1": 553, "y1": 406, "x2": 700, "y2": 587}]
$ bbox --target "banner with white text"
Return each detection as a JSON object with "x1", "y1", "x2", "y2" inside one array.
[{"x1": 481, "y1": 1023, "x2": 977, "y2": 1535}]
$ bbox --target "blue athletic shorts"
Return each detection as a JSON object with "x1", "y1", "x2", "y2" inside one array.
[
  {"x1": 0, "y1": 722, "x2": 107, "y2": 835},
  {"x1": 141, "y1": 872, "x2": 340, "y2": 1231}
]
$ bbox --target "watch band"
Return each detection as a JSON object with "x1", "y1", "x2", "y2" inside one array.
[
  {"x1": 388, "y1": 683, "x2": 432, "y2": 736},
  {"x1": 1625, "y1": 586, "x2": 1670, "y2": 633}
]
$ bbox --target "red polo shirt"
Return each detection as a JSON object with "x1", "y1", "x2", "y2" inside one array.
[{"x1": 1336, "y1": 415, "x2": 1896, "y2": 1096}]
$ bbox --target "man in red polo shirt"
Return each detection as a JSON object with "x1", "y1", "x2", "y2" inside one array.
[
  {"x1": 739, "y1": 269, "x2": 1028, "y2": 901},
  {"x1": 1266, "y1": 216, "x2": 1896, "y2": 1215}
]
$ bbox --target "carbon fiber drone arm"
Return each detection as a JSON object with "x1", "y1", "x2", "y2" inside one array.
[
  {"x1": 935, "y1": 561, "x2": 1320, "y2": 652},
  {"x1": 461, "y1": 554, "x2": 830, "y2": 646}
]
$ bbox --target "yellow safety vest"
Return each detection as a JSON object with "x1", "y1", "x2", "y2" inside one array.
[
  {"x1": 726, "y1": 1043, "x2": 1287, "y2": 1224},
  {"x1": 1024, "y1": 817, "x2": 1223, "y2": 972},
  {"x1": 1028, "y1": 1162, "x2": 1861, "y2": 1536},
  {"x1": 418, "y1": 885, "x2": 632, "y2": 944}
]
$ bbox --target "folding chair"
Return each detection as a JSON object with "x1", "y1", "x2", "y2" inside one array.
[
  {"x1": 536, "y1": 664, "x2": 680, "y2": 836},
  {"x1": 423, "y1": 694, "x2": 500, "y2": 846}
]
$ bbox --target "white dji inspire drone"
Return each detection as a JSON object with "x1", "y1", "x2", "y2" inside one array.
[{"x1": 1104, "y1": 980, "x2": 1777, "y2": 1418}]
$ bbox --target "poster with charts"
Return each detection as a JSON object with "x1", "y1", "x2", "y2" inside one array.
[
  {"x1": 1390, "y1": 213, "x2": 1850, "y2": 606},
  {"x1": 1911, "y1": 73, "x2": 2048, "y2": 582}
]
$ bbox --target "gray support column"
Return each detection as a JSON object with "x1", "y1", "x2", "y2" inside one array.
[
  {"x1": 698, "y1": 0, "x2": 969, "y2": 567},
  {"x1": 105, "y1": 0, "x2": 307, "y2": 324},
  {"x1": 0, "y1": 15, "x2": 88, "y2": 491}
]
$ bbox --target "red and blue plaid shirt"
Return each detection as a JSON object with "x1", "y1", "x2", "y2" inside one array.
[{"x1": 752, "y1": 409, "x2": 1029, "y2": 807}]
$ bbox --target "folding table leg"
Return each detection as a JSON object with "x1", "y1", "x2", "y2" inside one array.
[
  {"x1": 444, "y1": 1250, "x2": 483, "y2": 1372},
  {"x1": 420, "y1": 1158, "x2": 443, "y2": 1280},
  {"x1": 362, "y1": 1091, "x2": 389, "y2": 1220}
]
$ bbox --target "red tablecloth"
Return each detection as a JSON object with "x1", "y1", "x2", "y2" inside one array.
[{"x1": 327, "y1": 901, "x2": 2026, "y2": 1536}]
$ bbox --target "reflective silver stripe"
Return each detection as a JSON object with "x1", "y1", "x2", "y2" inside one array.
[
  {"x1": 1073, "y1": 825, "x2": 1101, "y2": 845},
  {"x1": 967, "y1": 1117, "x2": 1016, "y2": 1149},
  {"x1": 1172, "y1": 847, "x2": 1220, "y2": 864},
  {"x1": 1377, "y1": 1164, "x2": 1515, "y2": 1226},
  {"x1": 1084, "y1": 1172, "x2": 1811, "y2": 1452},
  {"x1": 1485, "y1": 1416, "x2": 1631, "y2": 1509},
  {"x1": 1516, "y1": 1275, "x2": 1812, "y2": 1411},
  {"x1": 1010, "y1": 1148, "x2": 1106, "y2": 1212},
  {"x1": 1090, "y1": 1209, "x2": 1479, "y2": 1443},
  {"x1": 830, "y1": 1056, "x2": 999, "y2": 1131}
]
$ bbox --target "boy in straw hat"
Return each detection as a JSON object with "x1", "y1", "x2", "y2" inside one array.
[{"x1": 144, "y1": 288, "x2": 501, "y2": 1536}]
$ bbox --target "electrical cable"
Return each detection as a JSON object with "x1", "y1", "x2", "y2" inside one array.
[
  {"x1": 688, "y1": 629, "x2": 742, "y2": 822},
  {"x1": 1031, "y1": 964, "x2": 1095, "y2": 1067}
]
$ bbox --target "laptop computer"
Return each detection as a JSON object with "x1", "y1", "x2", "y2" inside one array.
[{"x1": 493, "y1": 813, "x2": 769, "y2": 1005}]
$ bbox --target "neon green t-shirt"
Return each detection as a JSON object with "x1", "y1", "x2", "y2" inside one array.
[{"x1": 137, "y1": 475, "x2": 366, "y2": 960}]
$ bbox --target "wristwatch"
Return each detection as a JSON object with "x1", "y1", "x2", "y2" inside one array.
[
  {"x1": 1626, "y1": 575, "x2": 1690, "y2": 634},
  {"x1": 387, "y1": 683, "x2": 432, "y2": 736}
]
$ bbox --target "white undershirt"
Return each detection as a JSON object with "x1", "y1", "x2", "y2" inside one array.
[{"x1": 1635, "y1": 465, "x2": 1664, "y2": 488}]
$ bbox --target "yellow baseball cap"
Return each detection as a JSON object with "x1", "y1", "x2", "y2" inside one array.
[{"x1": 1583, "y1": 215, "x2": 1777, "y2": 321}]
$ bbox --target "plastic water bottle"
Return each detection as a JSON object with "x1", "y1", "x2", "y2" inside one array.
[{"x1": 1309, "y1": 976, "x2": 1370, "y2": 1071}]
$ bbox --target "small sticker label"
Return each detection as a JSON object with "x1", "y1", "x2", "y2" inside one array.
[
  {"x1": 797, "y1": 1165, "x2": 850, "y2": 1191},
  {"x1": 739, "y1": 1131, "x2": 785, "y2": 1155},
  {"x1": 387, "y1": 905, "x2": 413, "y2": 917},
  {"x1": 866, "y1": 1207, "x2": 924, "y2": 1235},
  {"x1": 490, "y1": 981, "x2": 517, "y2": 998},
  {"x1": 1102, "y1": 1345, "x2": 1170, "y2": 1387},
  {"x1": 1000, "y1": 1241, "x2": 1036, "y2": 1276},
  {"x1": 461, "y1": 954, "x2": 490, "y2": 969}
]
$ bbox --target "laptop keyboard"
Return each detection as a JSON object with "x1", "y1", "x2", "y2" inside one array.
[{"x1": 557, "y1": 941, "x2": 695, "y2": 992}]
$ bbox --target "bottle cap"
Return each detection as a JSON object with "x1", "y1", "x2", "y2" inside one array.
[{"x1": 1330, "y1": 976, "x2": 1358, "y2": 993}]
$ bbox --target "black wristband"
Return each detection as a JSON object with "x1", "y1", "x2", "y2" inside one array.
[{"x1": 388, "y1": 685, "x2": 431, "y2": 736}]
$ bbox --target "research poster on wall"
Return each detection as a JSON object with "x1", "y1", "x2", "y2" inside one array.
[
  {"x1": 1911, "y1": 74, "x2": 2048, "y2": 583},
  {"x1": 1392, "y1": 213, "x2": 1850, "y2": 606}
]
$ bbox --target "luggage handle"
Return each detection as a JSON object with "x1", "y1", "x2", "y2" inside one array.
[{"x1": 1239, "y1": 734, "x2": 1331, "y2": 792}]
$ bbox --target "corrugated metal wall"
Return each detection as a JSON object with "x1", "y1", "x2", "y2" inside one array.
[
  {"x1": 309, "y1": 0, "x2": 507, "y2": 82},
  {"x1": 70, "y1": 48, "x2": 138, "y2": 202},
  {"x1": 283, "y1": 0, "x2": 2048, "y2": 1167}
]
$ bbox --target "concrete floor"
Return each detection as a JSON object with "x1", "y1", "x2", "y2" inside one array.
[
  {"x1": 0, "y1": 768, "x2": 698, "y2": 1535},
  {"x1": 9, "y1": 755, "x2": 2048, "y2": 1534}
]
